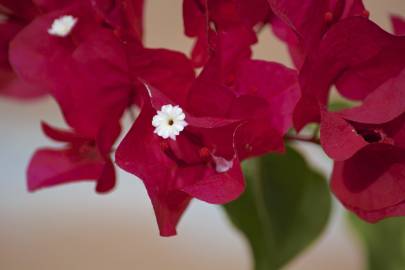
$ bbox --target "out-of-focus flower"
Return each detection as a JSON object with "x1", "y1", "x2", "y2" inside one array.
[
  {"x1": 293, "y1": 17, "x2": 405, "y2": 131},
  {"x1": 91, "y1": 0, "x2": 144, "y2": 41},
  {"x1": 0, "y1": 0, "x2": 46, "y2": 99},
  {"x1": 28, "y1": 122, "x2": 118, "y2": 193},
  {"x1": 268, "y1": 0, "x2": 368, "y2": 68},
  {"x1": 11, "y1": 0, "x2": 194, "y2": 195},
  {"x1": 182, "y1": 0, "x2": 270, "y2": 67},
  {"x1": 320, "y1": 69, "x2": 405, "y2": 222}
]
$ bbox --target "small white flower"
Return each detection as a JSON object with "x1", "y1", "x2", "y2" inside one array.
[
  {"x1": 152, "y1": 104, "x2": 188, "y2": 140},
  {"x1": 0, "y1": 14, "x2": 8, "y2": 23},
  {"x1": 48, "y1": 15, "x2": 78, "y2": 37}
]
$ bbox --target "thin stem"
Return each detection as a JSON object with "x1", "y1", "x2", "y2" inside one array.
[
  {"x1": 128, "y1": 106, "x2": 137, "y2": 122},
  {"x1": 312, "y1": 125, "x2": 320, "y2": 138},
  {"x1": 285, "y1": 134, "x2": 320, "y2": 145}
]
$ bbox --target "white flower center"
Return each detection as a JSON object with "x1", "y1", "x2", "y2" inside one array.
[
  {"x1": 152, "y1": 104, "x2": 188, "y2": 140},
  {"x1": 48, "y1": 15, "x2": 78, "y2": 37}
]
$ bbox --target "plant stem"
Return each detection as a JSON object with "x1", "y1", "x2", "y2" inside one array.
[{"x1": 128, "y1": 106, "x2": 137, "y2": 122}]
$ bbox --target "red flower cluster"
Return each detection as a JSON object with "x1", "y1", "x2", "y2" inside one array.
[
  {"x1": 1, "y1": 0, "x2": 404, "y2": 235},
  {"x1": 293, "y1": 14, "x2": 405, "y2": 222}
]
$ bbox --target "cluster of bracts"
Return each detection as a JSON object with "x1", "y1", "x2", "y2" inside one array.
[{"x1": 1, "y1": 0, "x2": 404, "y2": 236}]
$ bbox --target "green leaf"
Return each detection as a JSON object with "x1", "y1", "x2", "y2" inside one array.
[
  {"x1": 328, "y1": 100, "x2": 353, "y2": 111},
  {"x1": 328, "y1": 87, "x2": 360, "y2": 112},
  {"x1": 224, "y1": 146, "x2": 331, "y2": 270},
  {"x1": 348, "y1": 214, "x2": 405, "y2": 270}
]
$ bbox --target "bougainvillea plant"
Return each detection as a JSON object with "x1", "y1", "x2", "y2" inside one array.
[{"x1": 1, "y1": 0, "x2": 405, "y2": 269}]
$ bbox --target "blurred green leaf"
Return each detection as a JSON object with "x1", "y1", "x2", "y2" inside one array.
[
  {"x1": 348, "y1": 214, "x2": 405, "y2": 270},
  {"x1": 328, "y1": 87, "x2": 360, "y2": 112},
  {"x1": 328, "y1": 100, "x2": 353, "y2": 111},
  {"x1": 224, "y1": 146, "x2": 331, "y2": 270}
]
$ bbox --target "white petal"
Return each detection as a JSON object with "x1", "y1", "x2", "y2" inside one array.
[
  {"x1": 177, "y1": 112, "x2": 186, "y2": 121},
  {"x1": 171, "y1": 128, "x2": 180, "y2": 136},
  {"x1": 161, "y1": 104, "x2": 173, "y2": 114},
  {"x1": 153, "y1": 126, "x2": 163, "y2": 135},
  {"x1": 173, "y1": 123, "x2": 185, "y2": 132},
  {"x1": 212, "y1": 155, "x2": 233, "y2": 173},
  {"x1": 152, "y1": 115, "x2": 165, "y2": 127},
  {"x1": 172, "y1": 106, "x2": 182, "y2": 116},
  {"x1": 179, "y1": 120, "x2": 188, "y2": 127}
]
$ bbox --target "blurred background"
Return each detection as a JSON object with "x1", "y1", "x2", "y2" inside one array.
[{"x1": 1, "y1": 0, "x2": 405, "y2": 269}]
